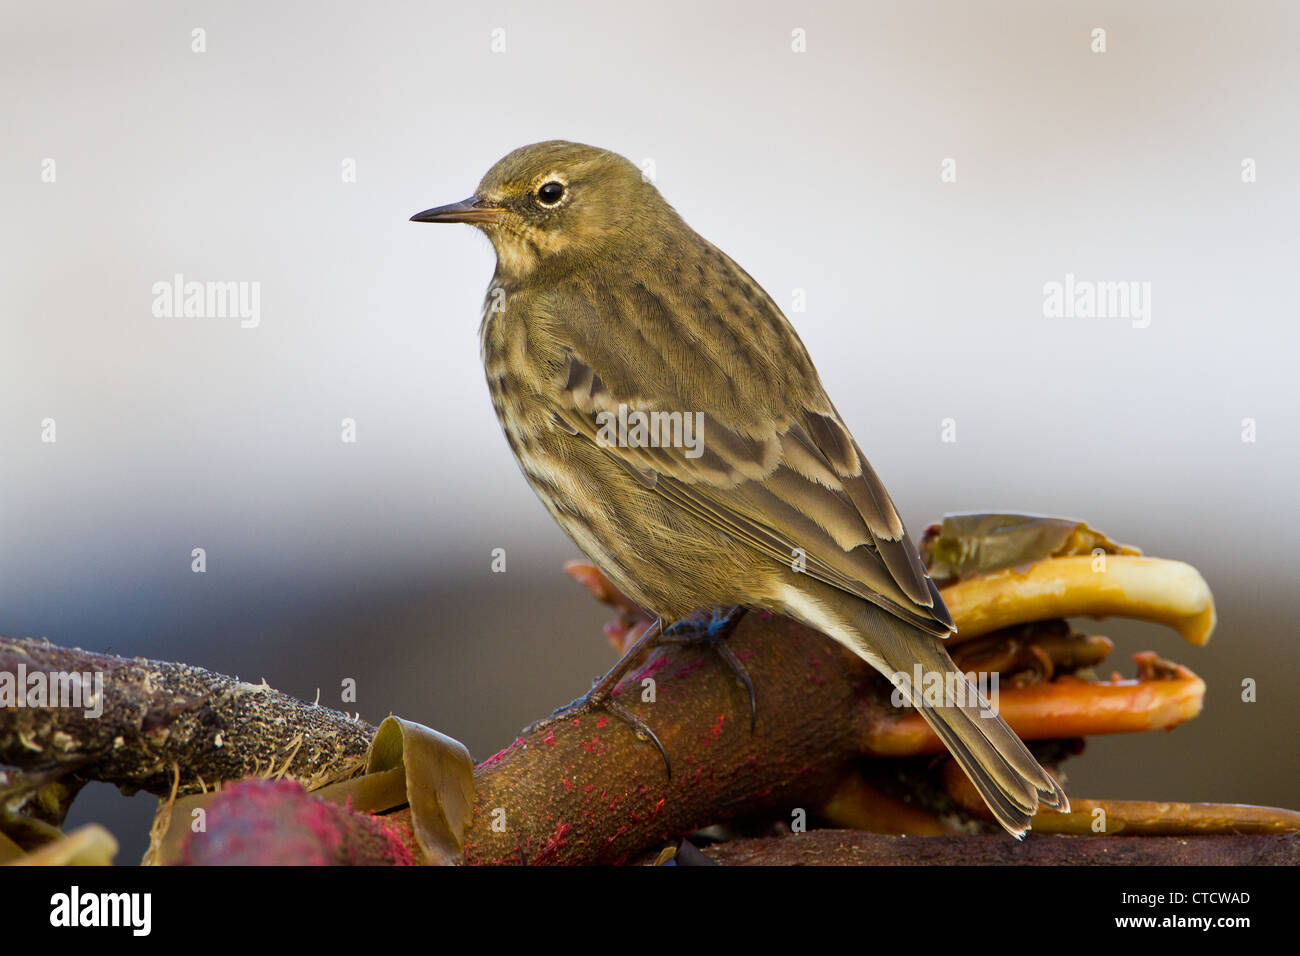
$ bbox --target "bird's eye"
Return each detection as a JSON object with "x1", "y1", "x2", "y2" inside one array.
[{"x1": 536, "y1": 181, "x2": 566, "y2": 206}]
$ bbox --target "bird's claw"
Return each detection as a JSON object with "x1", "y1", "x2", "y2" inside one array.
[
  {"x1": 656, "y1": 606, "x2": 757, "y2": 732},
  {"x1": 521, "y1": 689, "x2": 672, "y2": 778},
  {"x1": 518, "y1": 607, "x2": 754, "y2": 778}
]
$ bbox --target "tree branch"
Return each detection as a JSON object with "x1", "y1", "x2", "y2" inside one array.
[
  {"x1": 3, "y1": 544, "x2": 1287, "y2": 866},
  {"x1": 0, "y1": 636, "x2": 373, "y2": 824}
]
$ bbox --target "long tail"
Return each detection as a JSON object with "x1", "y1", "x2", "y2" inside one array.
[{"x1": 853, "y1": 605, "x2": 1069, "y2": 837}]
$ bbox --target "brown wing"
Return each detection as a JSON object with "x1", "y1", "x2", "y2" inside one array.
[{"x1": 552, "y1": 347, "x2": 954, "y2": 638}]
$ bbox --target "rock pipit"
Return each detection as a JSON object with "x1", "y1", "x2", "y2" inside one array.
[{"x1": 411, "y1": 141, "x2": 1067, "y2": 836}]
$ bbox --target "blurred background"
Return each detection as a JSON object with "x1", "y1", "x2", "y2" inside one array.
[{"x1": 2, "y1": 0, "x2": 1297, "y2": 860}]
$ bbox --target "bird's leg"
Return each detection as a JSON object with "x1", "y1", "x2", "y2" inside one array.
[
  {"x1": 653, "y1": 606, "x2": 757, "y2": 731},
  {"x1": 522, "y1": 618, "x2": 674, "y2": 775},
  {"x1": 520, "y1": 606, "x2": 756, "y2": 775}
]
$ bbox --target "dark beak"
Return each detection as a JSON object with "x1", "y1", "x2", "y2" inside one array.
[{"x1": 409, "y1": 196, "x2": 504, "y2": 224}]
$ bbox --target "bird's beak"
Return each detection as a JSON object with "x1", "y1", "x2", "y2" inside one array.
[{"x1": 409, "y1": 196, "x2": 504, "y2": 225}]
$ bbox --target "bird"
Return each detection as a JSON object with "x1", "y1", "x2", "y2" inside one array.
[{"x1": 410, "y1": 140, "x2": 1068, "y2": 836}]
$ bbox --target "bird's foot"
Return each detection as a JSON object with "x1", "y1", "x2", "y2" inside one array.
[
  {"x1": 518, "y1": 607, "x2": 756, "y2": 775},
  {"x1": 521, "y1": 688, "x2": 672, "y2": 776},
  {"x1": 655, "y1": 606, "x2": 757, "y2": 731},
  {"x1": 520, "y1": 618, "x2": 674, "y2": 776}
]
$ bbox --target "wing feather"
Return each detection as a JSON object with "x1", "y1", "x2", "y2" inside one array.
[{"x1": 553, "y1": 347, "x2": 954, "y2": 637}]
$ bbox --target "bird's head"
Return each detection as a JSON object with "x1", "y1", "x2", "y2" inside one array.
[{"x1": 411, "y1": 141, "x2": 669, "y2": 281}]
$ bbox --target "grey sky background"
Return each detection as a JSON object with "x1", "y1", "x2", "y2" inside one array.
[{"x1": 2, "y1": 1, "x2": 1297, "y2": 856}]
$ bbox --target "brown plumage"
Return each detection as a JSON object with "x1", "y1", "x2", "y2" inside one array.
[{"x1": 411, "y1": 140, "x2": 1067, "y2": 836}]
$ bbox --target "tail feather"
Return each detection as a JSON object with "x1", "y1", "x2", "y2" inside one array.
[{"x1": 854, "y1": 606, "x2": 1069, "y2": 838}]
